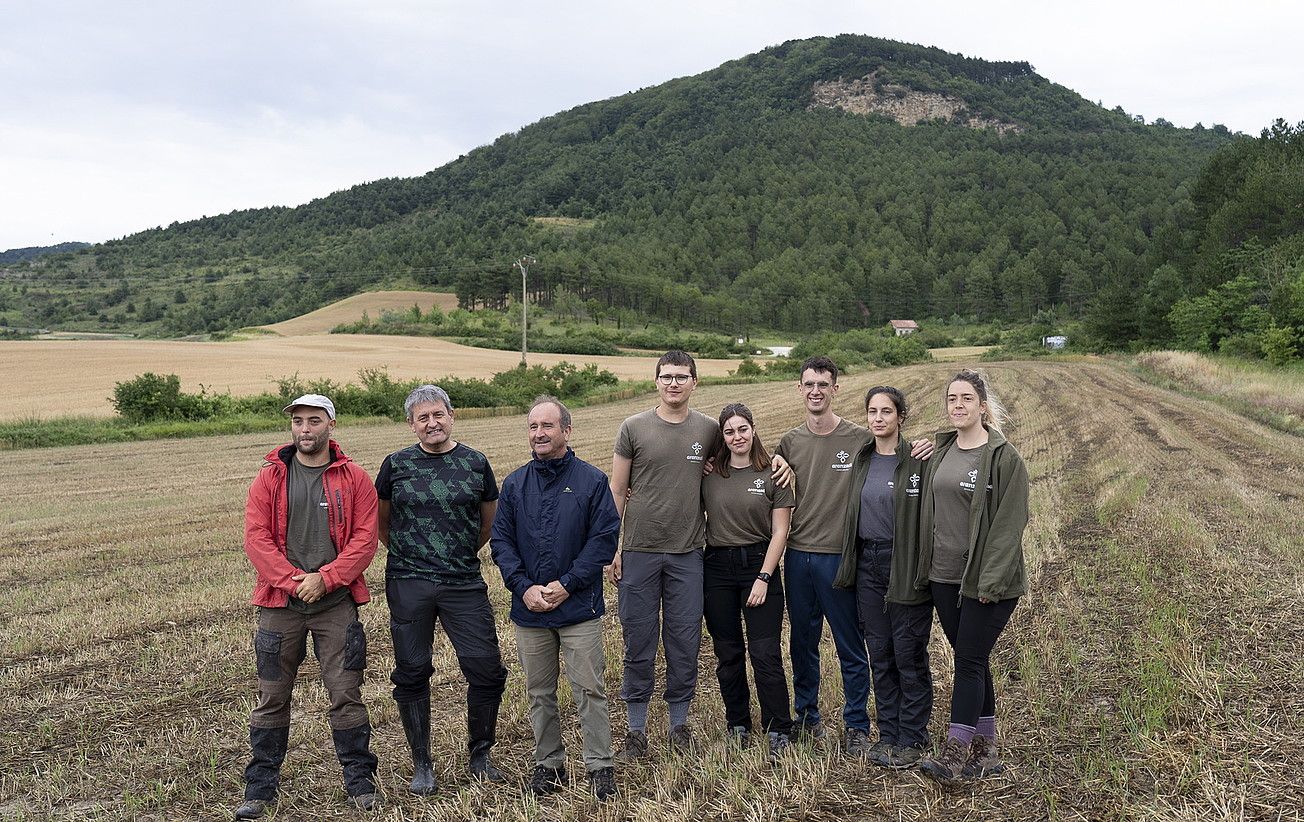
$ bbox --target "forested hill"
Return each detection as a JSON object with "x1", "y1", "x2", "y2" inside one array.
[
  {"x1": 0, "y1": 242, "x2": 90, "y2": 265},
  {"x1": 5, "y1": 34, "x2": 1237, "y2": 337}
]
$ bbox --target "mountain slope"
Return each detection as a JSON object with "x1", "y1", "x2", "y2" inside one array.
[{"x1": 4, "y1": 35, "x2": 1232, "y2": 336}]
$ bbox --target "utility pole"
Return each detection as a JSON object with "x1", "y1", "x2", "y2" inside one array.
[{"x1": 514, "y1": 255, "x2": 536, "y2": 366}]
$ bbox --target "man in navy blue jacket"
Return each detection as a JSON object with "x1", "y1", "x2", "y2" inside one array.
[{"x1": 491, "y1": 395, "x2": 621, "y2": 801}]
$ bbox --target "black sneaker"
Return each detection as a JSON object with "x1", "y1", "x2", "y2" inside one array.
[
  {"x1": 527, "y1": 764, "x2": 566, "y2": 796},
  {"x1": 793, "y1": 718, "x2": 826, "y2": 742},
  {"x1": 613, "y1": 730, "x2": 648, "y2": 764},
  {"x1": 867, "y1": 739, "x2": 893, "y2": 766},
  {"x1": 588, "y1": 766, "x2": 617, "y2": 801},
  {"x1": 347, "y1": 792, "x2": 377, "y2": 811}
]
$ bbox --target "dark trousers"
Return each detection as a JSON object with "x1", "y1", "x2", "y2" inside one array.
[
  {"x1": 856, "y1": 541, "x2": 933, "y2": 747},
  {"x1": 930, "y1": 582, "x2": 1018, "y2": 727},
  {"x1": 785, "y1": 549, "x2": 870, "y2": 731},
  {"x1": 702, "y1": 543, "x2": 793, "y2": 735},
  {"x1": 387, "y1": 577, "x2": 508, "y2": 749}
]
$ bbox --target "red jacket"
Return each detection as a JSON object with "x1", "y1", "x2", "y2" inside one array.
[{"x1": 243, "y1": 440, "x2": 378, "y2": 607}]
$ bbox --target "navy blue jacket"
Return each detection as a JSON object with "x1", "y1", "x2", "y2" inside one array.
[{"x1": 491, "y1": 448, "x2": 621, "y2": 628}]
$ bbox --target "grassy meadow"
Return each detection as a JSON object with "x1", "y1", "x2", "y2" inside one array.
[{"x1": 1, "y1": 360, "x2": 1300, "y2": 821}]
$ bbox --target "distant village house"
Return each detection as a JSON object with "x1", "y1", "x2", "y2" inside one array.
[{"x1": 889, "y1": 319, "x2": 919, "y2": 336}]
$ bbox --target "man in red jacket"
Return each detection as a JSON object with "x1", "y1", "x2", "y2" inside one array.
[{"x1": 235, "y1": 394, "x2": 380, "y2": 820}]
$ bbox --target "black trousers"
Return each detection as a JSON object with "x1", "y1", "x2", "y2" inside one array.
[
  {"x1": 387, "y1": 577, "x2": 508, "y2": 747},
  {"x1": 930, "y1": 582, "x2": 1018, "y2": 727},
  {"x1": 702, "y1": 543, "x2": 793, "y2": 735},
  {"x1": 856, "y1": 541, "x2": 933, "y2": 747}
]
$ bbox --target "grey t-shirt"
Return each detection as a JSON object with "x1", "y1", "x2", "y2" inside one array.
[
  {"x1": 857, "y1": 451, "x2": 899, "y2": 543},
  {"x1": 702, "y1": 465, "x2": 796, "y2": 548},
  {"x1": 615, "y1": 408, "x2": 719, "y2": 553},
  {"x1": 286, "y1": 458, "x2": 349, "y2": 614},
  {"x1": 776, "y1": 419, "x2": 873, "y2": 554},
  {"x1": 930, "y1": 444, "x2": 982, "y2": 584}
]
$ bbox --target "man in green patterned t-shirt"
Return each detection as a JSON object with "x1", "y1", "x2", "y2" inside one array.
[{"x1": 376, "y1": 385, "x2": 508, "y2": 795}]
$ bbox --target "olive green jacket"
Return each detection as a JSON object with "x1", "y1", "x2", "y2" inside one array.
[
  {"x1": 915, "y1": 426, "x2": 1030, "y2": 603},
  {"x1": 832, "y1": 436, "x2": 929, "y2": 605}
]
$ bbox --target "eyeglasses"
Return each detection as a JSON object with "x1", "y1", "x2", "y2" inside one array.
[
  {"x1": 657, "y1": 374, "x2": 693, "y2": 385},
  {"x1": 801, "y1": 381, "x2": 833, "y2": 391}
]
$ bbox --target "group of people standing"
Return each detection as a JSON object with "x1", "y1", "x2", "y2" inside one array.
[{"x1": 233, "y1": 349, "x2": 1029, "y2": 818}]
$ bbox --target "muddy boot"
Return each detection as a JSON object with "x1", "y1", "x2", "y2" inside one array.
[
  {"x1": 238, "y1": 725, "x2": 289, "y2": 818},
  {"x1": 331, "y1": 723, "x2": 379, "y2": 802},
  {"x1": 467, "y1": 700, "x2": 506, "y2": 782},
  {"x1": 397, "y1": 698, "x2": 437, "y2": 795}
]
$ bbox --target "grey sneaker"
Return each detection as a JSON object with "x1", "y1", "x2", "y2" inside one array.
[
  {"x1": 881, "y1": 741, "x2": 928, "y2": 769},
  {"x1": 233, "y1": 799, "x2": 270, "y2": 820},
  {"x1": 919, "y1": 737, "x2": 969, "y2": 783},
  {"x1": 766, "y1": 731, "x2": 791, "y2": 763},
  {"x1": 613, "y1": 730, "x2": 648, "y2": 764},
  {"x1": 962, "y1": 735, "x2": 1005, "y2": 778},
  {"x1": 844, "y1": 727, "x2": 872, "y2": 758},
  {"x1": 347, "y1": 792, "x2": 377, "y2": 811},
  {"x1": 588, "y1": 766, "x2": 617, "y2": 801},
  {"x1": 726, "y1": 725, "x2": 751, "y2": 746},
  {"x1": 668, "y1": 724, "x2": 694, "y2": 753}
]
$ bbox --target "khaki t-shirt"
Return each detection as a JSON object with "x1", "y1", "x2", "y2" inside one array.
[
  {"x1": 702, "y1": 465, "x2": 796, "y2": 548},
  {"x1": 615, "y1": 408, "x2": 719, "y2": 553},
  {"x1": 776, "y1": 419, "x2": 873, "y2": 554},
  {"x1": 930, "y1": 444, "x2": 982, "y2": 584}
]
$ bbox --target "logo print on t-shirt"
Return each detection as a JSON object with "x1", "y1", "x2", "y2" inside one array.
[
  {"x1": 837, "y1": 451, "x2": 850, "y2": 463},
  {"x1": 831, "y1": 450, "x2": 853, "y2": 471},
  {"x1": 910, "y1": 473, "x2": 920, "y2": 487},
  {"x1": 692, "y1": 442, "x2": 703, "y2": 455},
  {"x1": 967, "y1": 469, "x2": 979, "y2": 483},
  {"x1": 753, "y1": 479, "x2": 765, "y2": 488}
]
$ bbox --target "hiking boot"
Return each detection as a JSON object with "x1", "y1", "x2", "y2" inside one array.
[
  {"x1": 668, "y1": 724, "x2": 695, "y2": 754},
  {"x1": 962, "y1": 735, "x2": 1005, "y2": 778},
  {"x1": 613, "y1": 730, "x2": 648, "y2": 764},
  {"x1": 588, "y1": 766, "x2": 617, "y2": 801},
  {"x1": 793, "y1": 718, "x2": 826, "y2": 742},
  {"x1": 844, "y1": 727, "x2": 872, "y2": 758},
  {"x1": 726, "y1": 725, "x2": 751, "y2": 747},
  {"x1": 233, "y1": 799, "x2": 270, "y2": 820},
  {"x1": 527, "y1": 764, "x2": 566, "y2": 796},
  {"x1": 347, "y1": 792, "x2": 377, "y2": 811},
  {"x1": 867, "y1": 739, "x2": 893, "y2": 766},
  {"x1": 767, "y1": 731, "x2": 791, "y2": 763},
  {"x1": 880, "y1": 741, "x2": 928, "y2": 769},
  {"x1": 919, "y1": 737, "x2": 970, "y2": 783}
]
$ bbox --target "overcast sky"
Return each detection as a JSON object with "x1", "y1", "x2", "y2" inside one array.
[{"x1": 2, "y1": 0, "x2": 1300, "y2": 251}]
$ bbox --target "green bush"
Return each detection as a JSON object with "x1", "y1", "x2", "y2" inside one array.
[
  {"x1": 733, "y1": 358, "x2": 764, "y2": 377},
  {"x1": 1261, "y1": 324, "x2": 1300, "y2": 365},
  {"x1": 111, "y1": 373, "x2": 229, "y2": 422}
]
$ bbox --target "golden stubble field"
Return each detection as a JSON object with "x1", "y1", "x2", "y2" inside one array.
[
  {"x1": 1, "y1": 360, "x2": 1300, "y2": 821},
  {"x1": 0, "y1": 338, "x2": 736, "y2": 422}
]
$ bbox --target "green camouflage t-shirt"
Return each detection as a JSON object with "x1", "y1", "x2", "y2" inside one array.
[{"x1": 376, "y1": 442, "x2": 499, "y2": 585}]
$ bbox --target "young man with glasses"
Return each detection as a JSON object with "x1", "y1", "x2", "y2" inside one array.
[
  {"x1": 776, "y1": 357, "x2": 931, "y2": 757},
  {"x1": 606, "y1": 350, "x2": 719, "y2": 759}
]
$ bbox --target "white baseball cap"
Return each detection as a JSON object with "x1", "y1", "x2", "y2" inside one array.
[{"x1": 282, "y1": 393, "x2": 336, "y2": 420}]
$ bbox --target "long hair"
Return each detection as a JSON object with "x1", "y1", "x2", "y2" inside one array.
[
  {"x1": 715, "y1": 402, "x2": 771, "y2": 478},
  {"x1": 947, "y1": 369, "x2": 1008, "y2": 432},
  {"x1": 864, "y1": 385, "x2": 909, "y2": 425}
]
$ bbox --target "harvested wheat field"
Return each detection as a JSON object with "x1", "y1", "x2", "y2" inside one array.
[
  {"x1": 257, "y1": 291, "x2": 462, "y2": 337},
  {"x1": 0, "y1": 336, "x2": 736, "y2": 421},
  {"x1": 1, "y1": 360, "x2": 1300, "y2": 821}
]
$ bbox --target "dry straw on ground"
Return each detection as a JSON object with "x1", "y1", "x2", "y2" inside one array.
[{"x1": 1, "y1": 361, "x2": 1300, "y2": 821}]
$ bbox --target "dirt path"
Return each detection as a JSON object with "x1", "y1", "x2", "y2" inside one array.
[{"x1": 1, "y1": 360, "x2": 1299, "y2": 820}]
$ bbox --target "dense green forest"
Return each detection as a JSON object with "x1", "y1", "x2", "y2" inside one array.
[{"x1": 1, "y1": 34, "x2": 1299, "y2": 361}]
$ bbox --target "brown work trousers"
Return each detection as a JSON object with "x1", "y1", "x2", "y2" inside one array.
[{"x1": 250, "y1": 599, "x2": 368, "y2": 730}]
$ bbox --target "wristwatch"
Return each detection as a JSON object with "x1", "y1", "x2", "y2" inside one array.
[{"x1": 756, "y1": 572, "x2": 771, "y2": 583}]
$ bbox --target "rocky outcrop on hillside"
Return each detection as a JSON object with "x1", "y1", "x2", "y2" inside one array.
[{"x1": 810, "y1": 72, "x2": 1023, "y2": 134}]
